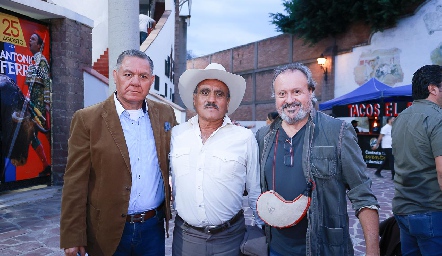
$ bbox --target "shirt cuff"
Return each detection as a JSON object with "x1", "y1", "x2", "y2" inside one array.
[{"x1": 356, "y1": 205, "x2": 379, "y2": 217}]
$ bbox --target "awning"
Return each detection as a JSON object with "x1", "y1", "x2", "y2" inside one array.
[{"x1": 319, "y1": 78, "x2": 392, "y2": 111}]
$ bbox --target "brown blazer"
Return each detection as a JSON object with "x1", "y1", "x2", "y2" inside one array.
[{"x1": 60, "y1": 95, "x2": 177, "y2": 255}]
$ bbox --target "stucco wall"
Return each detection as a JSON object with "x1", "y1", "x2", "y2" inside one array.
[
  {"x1": 335, "y1": 0, "x2": 442, "y2": 97},
  {"x1": 144, "y1": 8, "x2": 176, "y2": 101},
  {"x1": 51, "y1": 0, "x2": 108, "y2": 63}
]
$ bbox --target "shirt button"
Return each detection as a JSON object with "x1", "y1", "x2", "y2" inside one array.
[
  {"x1": 125, "y1": 186, "x2": 130, "y2": 191},
  {"x1": 121, "y1": 213, "x2": 126, "y2": 217}
]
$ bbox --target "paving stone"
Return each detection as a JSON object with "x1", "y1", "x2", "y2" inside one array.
[
  {"x1": 0, "y1": 169, "x2": 394, "y2": 255},
  {"x1": 0, "y1": 247, "x2": 21, "y2": 256},
  {"x1": 0, "y1": 229, "x2": 25, "y2": 240}
]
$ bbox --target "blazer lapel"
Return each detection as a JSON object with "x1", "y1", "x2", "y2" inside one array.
[
  {"x1": 102, "y1": 96, "x2": 131, "y2": 172},
  {"x1": 147, "y1": 99, "x2": 162, "y2": 161}
]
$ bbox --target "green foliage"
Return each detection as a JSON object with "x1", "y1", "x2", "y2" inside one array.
[{"x1": 270, "y1": 0, "x2": 424, "y2": 44}]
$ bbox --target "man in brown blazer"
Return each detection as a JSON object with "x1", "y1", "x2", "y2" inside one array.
[{"x1": 60, "y1": 49, "x2": 177, "y2": 256}]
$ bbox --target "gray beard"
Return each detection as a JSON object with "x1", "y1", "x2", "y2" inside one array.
[{"x1": 279, "y1": 100, "x2": 312, "y2": 125}]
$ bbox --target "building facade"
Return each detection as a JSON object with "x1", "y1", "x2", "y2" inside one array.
[{"x1": 186, "y1": 0, "x2": 440, "y2": 123}]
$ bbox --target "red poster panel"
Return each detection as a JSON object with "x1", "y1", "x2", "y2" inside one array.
[{"x1": 0, "y1": 10, "x2": 51, "y2": 183}]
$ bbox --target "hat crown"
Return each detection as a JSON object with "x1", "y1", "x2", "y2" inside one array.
[{"x1": 205, "y1": 63, "x2": 226, "y2": 72}]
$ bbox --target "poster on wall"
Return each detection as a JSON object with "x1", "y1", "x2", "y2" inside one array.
[{"x1": 0, "y1": 10, "x2": 51, "y2": 184}]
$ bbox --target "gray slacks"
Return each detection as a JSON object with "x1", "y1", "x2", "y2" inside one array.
[{"x1": 172, "y1": 214, "x2": 245, "y2": 256}]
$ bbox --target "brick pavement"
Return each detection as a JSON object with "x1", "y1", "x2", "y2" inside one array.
[{"x1": 0, "y1": 168, "x2": 394, "y2": 255}]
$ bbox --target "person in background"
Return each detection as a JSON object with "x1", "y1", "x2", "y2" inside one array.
[
  {"x1": 170, "y1": 63, "x2": 262, "y2": 256},
  {"x1": 256, "y1": 63, "x2": 379, "y2": 255},
  {"x1": 379, "y1": 216, "x2": 401, "y2": 256},
  {"x1": 372, "y1": 116, "x2": 395, "y2": 179},
  {"x1": 60, "y1": 49, "x2": 177, "y2": 256},
  {"x1": 139, "y1": 14, "x2": 156, "y2": 45},
  {"x1": 266, "y1": 111, "x2": 279, "y2": 125},
  {"x1": 351, "y1": 119, "x2": 360, "y2": 133},
  {"x1": 391, "y1": 64, "x2": 442, "y2": 255}
]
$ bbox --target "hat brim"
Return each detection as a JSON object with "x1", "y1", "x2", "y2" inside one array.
[{"x1": 178, "y1": 68, "x2": 246, "y2": 115}]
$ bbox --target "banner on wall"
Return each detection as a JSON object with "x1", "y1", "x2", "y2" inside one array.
[{"x1": 0, "y1": 10, "x2": 51, "y2": 183}]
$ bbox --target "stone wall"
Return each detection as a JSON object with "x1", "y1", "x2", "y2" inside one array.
[{"x1": 50, "y1": 18, "x2": 92, "y2": 185}]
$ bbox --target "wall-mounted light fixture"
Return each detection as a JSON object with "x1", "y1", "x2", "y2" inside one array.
[{"x1": 317, "y1": 54, "x2": 328, "y2": 82}]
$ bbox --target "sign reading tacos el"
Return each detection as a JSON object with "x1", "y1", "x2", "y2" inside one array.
[{"x1": 0, "y1": 11, "x2": 52, "y2": 183}]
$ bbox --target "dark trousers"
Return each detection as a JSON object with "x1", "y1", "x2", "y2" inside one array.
[
  {"x1": 113, "y1": 209, "x2": 165, "y2": 256},
  {"x1": 140, "y1": 32, "x2": 148, "y2": 45},
  {"x1": 376, "y1": 148, "x2": 395, "y2": 178}
]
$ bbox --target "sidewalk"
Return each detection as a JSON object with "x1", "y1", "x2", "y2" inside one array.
[
  {"x1": 0, "y1": 185, "x2": 62, "y2": 255},
  {"x1": 0, "y1": 168, "x2": 394, "y2": 255}
]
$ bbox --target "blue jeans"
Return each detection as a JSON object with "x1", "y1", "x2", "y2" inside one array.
[
  {"x1": 113, "y1": 209, "x2": 165, "y2": 256},
  {"x1": 269, "y1": 247, "x2": 283, "y2": 256},
  {"x1": 395, "y1": 212, "x2": 442, "y2": 256}
]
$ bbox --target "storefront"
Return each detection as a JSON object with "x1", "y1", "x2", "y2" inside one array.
[
  {"x1": 332, "y1": 101, "x2": 411, "y2": 169},
  {"x1": 319, "y1": 79, "x2": 412, "y2": 169}
]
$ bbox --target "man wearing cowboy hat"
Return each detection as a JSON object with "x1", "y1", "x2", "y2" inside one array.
[{"x1": 170, "y1": 63, "x2": 262, "y2": 256}]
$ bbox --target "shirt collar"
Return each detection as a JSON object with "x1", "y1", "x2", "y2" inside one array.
[
  {"x1": 189, "y1": 114, "x2": 232, "y2": 127},
  {"x1": 114, "y1": 92, "x2": 148, "y2": 116},
  {"x1": 416, "y1": 99, "x2": 442, "y2": 109}
]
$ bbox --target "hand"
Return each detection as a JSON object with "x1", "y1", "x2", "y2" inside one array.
[
  {"x1": 371, "y1": 144, "x2": 379, "y2": 150},
  {"x1": 64, "y1": 246, "x2": 86, "y2": 256}
]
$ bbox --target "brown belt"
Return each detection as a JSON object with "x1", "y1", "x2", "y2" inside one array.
[{"x1": 126, "y1": 203, "x2": 163, "y2": 223}]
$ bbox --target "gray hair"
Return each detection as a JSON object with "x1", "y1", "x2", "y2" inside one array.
[
  {"x1": 271, "y1": 63, "x2": 317, "y2": 97},
  {"x1": 115, "y1": 49, "x2": 154, "y2": 75}
]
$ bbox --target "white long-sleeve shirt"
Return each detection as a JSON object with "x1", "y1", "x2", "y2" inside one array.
[{"x1": 170, "y1": 115, "x2": 262, "y2": 227}]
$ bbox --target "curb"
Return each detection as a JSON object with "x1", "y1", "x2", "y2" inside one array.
[{"x1": 0, "y1": 185, "x2": 62, "y2": 210}]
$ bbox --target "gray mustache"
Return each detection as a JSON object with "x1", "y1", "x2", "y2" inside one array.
[
  {"x1": 282, "y1": 102, "x2": 301, "y2": 109},
  {"x1": 204, "y1": 102, "x2": 219, "y2": 109}
]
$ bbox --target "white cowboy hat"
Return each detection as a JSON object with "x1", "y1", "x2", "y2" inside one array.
[{"x1": 178, "y1": 63, "x2": 246, "y2": 115}]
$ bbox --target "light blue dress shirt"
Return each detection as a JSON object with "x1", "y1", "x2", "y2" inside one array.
[{"x1": 114, "y1": 94, "x2": 164, "y2": 214}]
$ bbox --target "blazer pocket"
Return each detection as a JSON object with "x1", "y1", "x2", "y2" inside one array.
[
  {"x1": 323, "y1": 226, "x2": 344, "y2": 245},
  {"x1": 311, "y1": 146, "x2": 337, "y2": 179}
]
